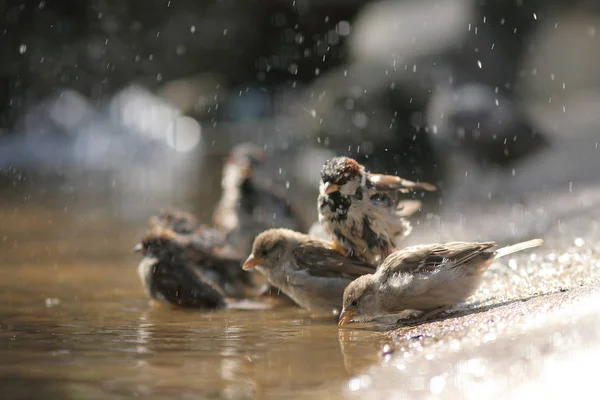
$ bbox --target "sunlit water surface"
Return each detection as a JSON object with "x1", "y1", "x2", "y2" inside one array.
[{"x1": 0, "y1": 191, "x2": 389, "y2": 399}]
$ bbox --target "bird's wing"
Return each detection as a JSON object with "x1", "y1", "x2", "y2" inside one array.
[
  {"x1": 291, "y1": 240, "x2": 376, "y2": 279},
  {"x1": 381, "y1": 242, "x2": 497, "y2": 275},
  {"x1": 366, "y1": 173, "x2": 437, "y2": 193},
  {"x1": 152, "y1": 261, "x2": 226, "y2": 307}
]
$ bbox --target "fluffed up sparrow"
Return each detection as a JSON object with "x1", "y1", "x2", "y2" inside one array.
[
  {"x1": 338, "y1": 238, "x2": 543, "y2": 325},
  {"x1": 138, "y1": 210, "x2": 254, "y2": 298},
  {"x1": 318, "y1": 156, "x2": 436, "y2": 264},
  {"x1": 242, "y1": 228, "x2": 376, "y2": 315},
  {"x1": 135, "y1": 229, "x2": 227, "y2": 309}
]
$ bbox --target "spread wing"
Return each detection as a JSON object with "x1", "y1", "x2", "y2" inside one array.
[
  {"x1": 291, "y1": 240, "x2": 376, "y2": 279},
  {"x1": 380, "y1": 242, "x2": 497, "y2": 276},
  {"x1": 366, "y1": 173, "x2": 437, "y2": 194}
]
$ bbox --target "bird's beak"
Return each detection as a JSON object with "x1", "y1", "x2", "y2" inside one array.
[
  {"x1": 338, "y1": 307, "x2": 356, "y2": 325},
  {"x1": 323, "y1": 182, "x2": 340, "y2": 195},
  {"x1": 242, "y1": 254, "x2": 262, "y2": 270},
  {"x1": 134, "y1": 243, "x2": 143, "y2": 253}
]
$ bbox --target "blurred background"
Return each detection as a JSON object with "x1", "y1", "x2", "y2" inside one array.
[{"x1": 2, "y1": 0, "x2": 600, "y2": 235}]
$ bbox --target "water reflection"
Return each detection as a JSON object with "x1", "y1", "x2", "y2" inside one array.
[{"x1": 0, "y1": 199, "x2": 388, "y2": 398}]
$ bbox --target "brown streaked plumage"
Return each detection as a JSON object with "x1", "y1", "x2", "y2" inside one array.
[
  {"x1": 242, "y1": 228, "x2": 376, "y2": 315},
  {"x1": 339, "y1": 239, "x2": 543, "y2": 325}
]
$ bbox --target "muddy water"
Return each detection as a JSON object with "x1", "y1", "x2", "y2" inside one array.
[{"x1": 0, "y1": 193, "x2": 389, "y2": 399}]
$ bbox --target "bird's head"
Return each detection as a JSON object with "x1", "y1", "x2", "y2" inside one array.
[
  {"x1": 319, "y1": 157, "x2": 365, "y2": 198},
  {"x1": 242, "y1": 229, "x2": 302, "y2": 271},
  {"x1": 338, "y1": 274, "x2": 379, "y2": 325}
]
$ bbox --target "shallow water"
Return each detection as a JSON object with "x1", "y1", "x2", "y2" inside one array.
[{"x1": 0, "y1": 193, "x2": 390, "y2": 399}]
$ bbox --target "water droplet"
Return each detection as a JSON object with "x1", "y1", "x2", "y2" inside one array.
[
  {"x1": 45, "y1": 298, "x2": 60, "y2": 307},
  {"x1": 190, "y1": 25, "x2": 196, "y2": 33},
  {"x1": 19, "y1": 44, "x2": 27, "y2": 54},
  {"x1": 380, "y1": 344, "x2": 394, "y2": 357},
  {"x1": 477, "y1": 60, "x2": 482, "y2": 68}
]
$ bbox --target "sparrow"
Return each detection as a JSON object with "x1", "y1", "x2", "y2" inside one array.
[
  {"x1": 318, "y1": 156, "x2": 436, "y2": 264},
  {"x1": 338, "y1": 238, "x2": 543, "y2": 325},
  {"x1": 212, "y1": 143, "x2": 305, "y2": 255},
  {"x1": 135, "y1": 229, "x2": 227, "y2": 309},
  {"x1": 135, "y1": 224, "x2": 254, "y2": 299},
  {"x1": 242, "y1": 228, "x2": 376, "y2": 315}
]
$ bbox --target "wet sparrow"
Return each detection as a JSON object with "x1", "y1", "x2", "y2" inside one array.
[
  {"x1": 135, "y1": 225, "x2": 253, "y2": 299},
  {"x1": 318, "y1": 156, "x2": 436, "y2": 264},
  {"x1": 338, "y1": 238, "x2": 543, "y2": 325},
  {"x1": 242, "y1": 228, "x2": 376, "y2": 315},
  {"x1": 136, "y1": 229, "x2": 227, "y2": 309}
]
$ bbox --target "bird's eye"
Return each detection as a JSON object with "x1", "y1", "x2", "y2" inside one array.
[
  {"x1": 350, "y1": 300, "x2": 358, "y2": 307},
  {"x1": 261, "y1": 249, "x2": 269, "y2": 257}
]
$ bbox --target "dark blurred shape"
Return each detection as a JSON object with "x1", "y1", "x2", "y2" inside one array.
[
  {"x1": 141, "y1": 210, "x2": 255, "y2": 298},
  {"x1": 427, "y1": 83, "x2": 550, "y2": 167},
  {"x1": 213, "y1": 142, "x2": 306, "y2": 255}
]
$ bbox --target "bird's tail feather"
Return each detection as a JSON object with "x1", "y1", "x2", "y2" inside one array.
[{"x1": 495, "y1": 239, "x2": 543, "y2": 259}]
